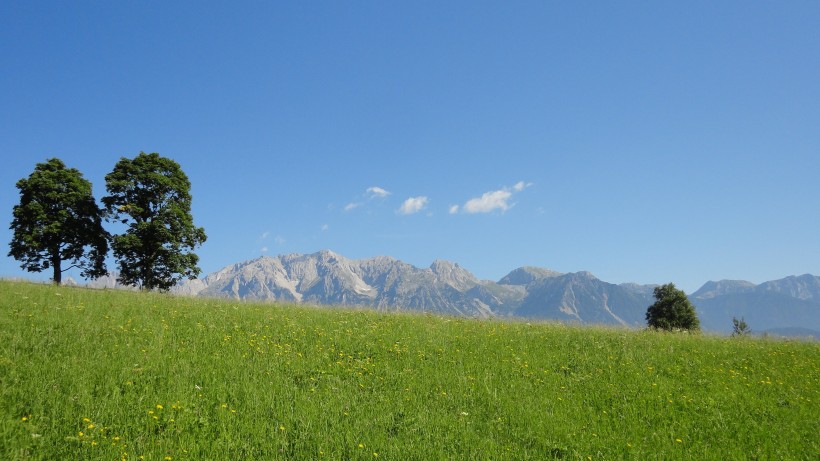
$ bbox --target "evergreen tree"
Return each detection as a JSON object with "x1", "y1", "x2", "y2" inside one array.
[
  {"x1": 8, "y1": 158, "x2": 108, "y2": 284},
  {"x1": 645, "y1": 283, "x2": 700, "y2": 332},
  {"x1": 732, "y1": 316, "x2": 751, "y2": 336},
  {"x1": 103, "y1": 152, "x2": 206, "y2": 291}
]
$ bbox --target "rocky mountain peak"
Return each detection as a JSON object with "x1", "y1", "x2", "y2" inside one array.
[
  {"x1": 429, "y1": 260, "x2": 478, "y2": 290},
  {"x1": 758, "y1": 274, "x2": 820, "y2": 301},
  {"x1": 571, "y1": 271, "x2": 598, "y2": 281},
  {"x1": 691, "y1": 280, "x2": 756, "y2": 299},
  {"x1": 498, "y1": 266, "x2": 562, "y2": 286},
  {"x1": 315, "y1": 249, "x2": 342, "y2": 262}
]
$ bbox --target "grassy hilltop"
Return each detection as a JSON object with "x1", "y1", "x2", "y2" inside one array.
[{"x1": 1, "y1": 280, "x2": 817, "y2": 460}]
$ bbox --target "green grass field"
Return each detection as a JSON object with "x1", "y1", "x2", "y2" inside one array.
[{"x1": 1, "y1": 280, "x2": 817, "y2": 460}]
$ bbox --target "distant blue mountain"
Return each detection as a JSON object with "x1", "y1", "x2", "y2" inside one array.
[{"x1": 690, "y1": 275, "x2": 820, "y2": 334}]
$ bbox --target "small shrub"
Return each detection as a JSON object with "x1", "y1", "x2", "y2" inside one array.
[{"x1": 732, "y1": 316, "x2": 751, "y2": 337}]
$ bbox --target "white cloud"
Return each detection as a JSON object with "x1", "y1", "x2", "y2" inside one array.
[
  {"x1": 449, "y1": 205, "x2": 460, "y2": 214},
  {"x1": 260, "y1": 231, "x2": 270, "y2": 240},
  {"x1": 344, "y1": 186, "x2": 393, "y2": 213},
  {"x1": 460, "y1": 181, "x2": 532, "y2": 214},
  {"x1": 274, "y1": 235, "x2": 286, "y2": 245},
  {"x1": 261, "y1": 246, "x2": 269, "y2": 253},
  {"x1": 463, "y1": 189, "x2": 513, "y2": 213},
  {"x1": 513, "y1": 181, "x2": 533, "y2": 192},
  {"x1": 366, "y1": 186, "x2": 391, "y2": 198},
  {"x1": 397, "y1": 196, "x2": 428, "y2": 215},
  {"x1": 321, "y1": 224, "x2": 329, "y2": 231}
]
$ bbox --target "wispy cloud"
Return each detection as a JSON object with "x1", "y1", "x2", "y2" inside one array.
[
  {"x1": 366, "y1": 186, "x2": 391, "y2": 198},
  {"x1": 449, "y1": 204, "x2": 460, "y2": 214},
  {"x1": 345, "y1": 186, "x2": 392, "y2": 212},
  {"x1": 260, "y1": 231, "x2": 271, "y2": 240},
  {"x1": 321, "y1": 224, "x2": 329, "y2": 231},
  {"x1": 397, "y1": 196, "x2": 428, "y2": 215},
  {"x1": 513, "y1": 181, "x2": 533, "y2": 192},
  {"x1": 459, "y1": 181, "x2": 532, "y2": 214},
  {"x1": 261, "y1": 246, "x2": 269, "y2": 253},
  {"x1": 274, "y1": 235, "x2": 286, "y2": 245}
]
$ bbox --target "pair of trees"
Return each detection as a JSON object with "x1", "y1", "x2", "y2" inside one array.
[{"x1": 8, "y1": 153, "x2": 206, "y2": 291}]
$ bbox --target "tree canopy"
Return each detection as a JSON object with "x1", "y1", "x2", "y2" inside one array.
[
  {"x1": 103, "y1": 152, "x2": 206, "y2": 291},
  {"x1": 645, "y1": 283, "x2": 701, "y2": 332},
  {"x1": 8, "y1": 158, "x2": 108, "y2": 284}
]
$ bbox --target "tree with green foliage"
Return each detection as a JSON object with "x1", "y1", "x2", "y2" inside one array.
[
  {"x1": 645, "y1": 283, "x2": 701, "y2": 332},
  {"x1": 102, "y1": 152, "x2": 206, "y2": 291},
  {"x1": 8, "y1": 158, "x2": 109, "y2": 284},
  {"x1": 731, "y1": 316, "x2": 751, "y2": 337}
]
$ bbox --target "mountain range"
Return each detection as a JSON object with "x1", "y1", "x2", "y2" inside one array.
[{"x1": 170, "y1": 250, "x2": 819, "y2": 337}]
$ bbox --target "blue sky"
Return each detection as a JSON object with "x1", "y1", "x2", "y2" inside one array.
[{"x1": 1, "y1": 1, "x2": 818, "y2": 293}]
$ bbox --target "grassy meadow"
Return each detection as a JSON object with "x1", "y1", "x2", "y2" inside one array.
[{"x1": 0, "y1": 280, "x2": 817, "y2": 460}]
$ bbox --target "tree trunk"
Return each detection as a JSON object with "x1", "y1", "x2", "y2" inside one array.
[{"x1": 51, "y1": 251, "x2": 62, "y2": 285}]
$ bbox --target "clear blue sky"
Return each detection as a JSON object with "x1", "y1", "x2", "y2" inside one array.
[{"x1": 2, "y1": 1, "x2": 818, "y2": 293}]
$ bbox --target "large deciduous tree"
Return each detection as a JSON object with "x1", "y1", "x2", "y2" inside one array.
[
  {"x1": 645, "y1": 283, "x2": 701, "y2": 332},
  {"x1": 103, "y1": 152, "x2": 206, "y2": 291},
  {"x1": 8, "y1": 158, "x2": 109, "y2": 284}
]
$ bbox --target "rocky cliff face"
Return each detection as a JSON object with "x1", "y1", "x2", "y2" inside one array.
[
  {"x1": 178, "y1": 251, "x2": 497, "y2": 317},
  {"x1": 512, "y1": 271, "x2": 652, "y2": 326}
]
